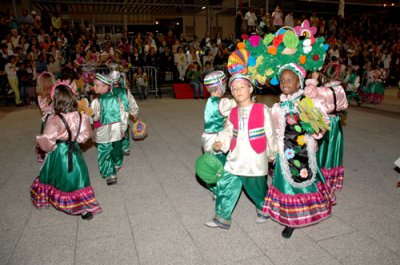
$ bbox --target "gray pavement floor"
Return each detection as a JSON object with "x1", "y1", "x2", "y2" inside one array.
[{"x1": 0, "y1": 87, "x2": 400, "y2": 265}]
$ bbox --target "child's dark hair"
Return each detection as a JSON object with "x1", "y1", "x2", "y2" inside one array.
[
  {"x1": 53, "y1": 85, "x2": 77, "y2": 114},
  {"x1": 60, "y1": 66, "x2": 78, "y2": 81}
]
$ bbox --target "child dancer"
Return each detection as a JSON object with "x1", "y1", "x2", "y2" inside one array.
[
  {"x1": 343, "y1": 65, "x2": 362, "y2": 106},
  {"x1": 108, "y1": 63, "x2": 139, "y2": 156},
  {"x1": 36, "y1": 71, "x2": 56, "y2": 163},
  {"x1": 91, "y1": 73, "x2": 128, "y2": 185},
  {"x1": 360, "y1": 66, "x2": 385, "y2": 104},
  {"x1": 206, "y1": 74, "x2": 278, "y2": 229},
  {"x1": 304, "y1": 72, "x2": 348, "y2": 192},
  {"x1": 262, "y1": 63, "x2": 333, "y2": 239},
  {"x1": 31, "y1": 83, "x2": 102, "y2": 219},
  {"x1": 201, "y1": 71, "x2": 236, "y2": 194}
]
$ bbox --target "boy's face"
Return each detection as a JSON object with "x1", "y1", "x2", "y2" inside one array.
[
  {"x1": 231, "y1": 79, "x2": 253, "y2": 106},
  {"x1": 279, "y1": 70, "x2": 300, "y2": 95},
  {"x1": 93, "y1": 79, "x2": 109, "y2": 95}
]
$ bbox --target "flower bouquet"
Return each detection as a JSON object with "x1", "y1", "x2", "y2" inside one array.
[{"x1": 297, "y1": 96, "x2": 330, "y2": 134}]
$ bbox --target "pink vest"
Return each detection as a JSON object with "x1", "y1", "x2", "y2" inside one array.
[{"x1": 229, "y1": 103, "x2": 267, "y2": 154}]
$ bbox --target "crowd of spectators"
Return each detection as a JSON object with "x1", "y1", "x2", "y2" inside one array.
[{"x1": 0, "y1": 5, "x2": 399, "y2": 106}]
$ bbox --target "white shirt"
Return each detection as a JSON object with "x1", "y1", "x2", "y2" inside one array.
[
  {"x1": 245, "y1": 11, "x2": 257, "y2": 27},
  {"x1": 217, "y1": 104, "x2": 278, "y2": 177}
]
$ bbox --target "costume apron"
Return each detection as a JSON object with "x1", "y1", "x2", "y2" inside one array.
[{"x1": 263, "y1": 98, "x2": 332, "y2": 228}]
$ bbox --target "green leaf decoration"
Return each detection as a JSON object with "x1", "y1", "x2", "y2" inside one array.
[
  {"x1": 263, "y1": 34, "x2": 274, "y2": 46},
  {"x1": 294, "y1": 125, "x2": 302, "y2": 133},
  {"x1": 295, "y1": 146, "x2": 302, "y2": 153},
  {"x1": 293, "y1": 160, "x2": 301, "y2": 168},
  {"x1": 283, "y1": 31, "x2": 299, "y2": 49},
  {"x1": 291, "y1": 167, "x2": 299, "y2": 176}
]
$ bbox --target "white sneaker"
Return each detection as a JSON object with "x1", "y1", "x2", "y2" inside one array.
[
  {"x1": 7, "y1": 90, "x2": 14, "y2": 95},
  {"x1": 255, "y1": 216, "x2": 269, "y2": 223},
  {"x1": 205, "y1": 220, "x2": 219, "y2": 228}
]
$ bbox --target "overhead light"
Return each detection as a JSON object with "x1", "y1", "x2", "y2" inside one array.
[
  {"x1": 391, "y1": 3, "x2": 394, "y2": 6},
  {"x1": 202, "y1": 6, "x2": 206, "y2": 9},
  {"x1": 176, "y1": 22, "x2": 180, "y2": 25},
  {"x1": 155, "y1": 19, "x2": 159, "y2": 25}
]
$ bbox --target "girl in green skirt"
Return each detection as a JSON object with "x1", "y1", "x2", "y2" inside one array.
[{"x1": 31, "y1": 83, "x2": 102, "y2": 219}]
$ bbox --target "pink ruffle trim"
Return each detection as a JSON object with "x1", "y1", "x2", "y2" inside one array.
[
  {"x1": 31, "y1": 178, "x2": 102, "y2": 215},
  {"x1": 262, "y1": 182, "x2": 333, "y2": 228},
  {"x1": 321, "y1": 166, "x2": 344, "y2": 191}
]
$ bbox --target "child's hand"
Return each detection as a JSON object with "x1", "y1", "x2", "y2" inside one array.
[{"x1": 213, "y1": 141, "x2": 222, "y2": 151}]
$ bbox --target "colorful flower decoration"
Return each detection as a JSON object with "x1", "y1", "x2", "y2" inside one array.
[
  {"x1": 272, "y1": 34, "x2": 284, "y2": 47},
  {"x1": 300, "y1": 168, "x2": 309, "y2": 179},
  {"x1": 227, "y1": 49, "x2": 250, "y2": 75},
  {"x1": 285, "y1": 148, "x2": 295, "y2": 159},
  {"x1": 299, "y1": 55, "x2": 307, "y2": 64},
  {"x1": 296, "y1": 135, "x2": 306, "y2": 146},
  {"x1": 297, "y1": 96, "x2": 330, "y2": 134},
  {"x1": 268, "y1": 46, "x2": 277, "y2": 55},
  {"x1": 263, "y1": 34, "x2": 274, "y2": 46},
  {"x1": 237, "y1": 42, "x2": 246, "y2": 49},
  {"x1": 282, "y1": 30, "x2": 299, "y2": 55},
  {"x1": 286, "y1": 113, "x2": 299, "y2": 125},
  {"x1": 232, "y1": 21, "x2": 328, "y2": 87},
  {"x1": 294, "y1": 20, "x2": 317, "y2": 39},
  {"x1": 249, "y1": 35, "x2": 261, "y2": 47}
]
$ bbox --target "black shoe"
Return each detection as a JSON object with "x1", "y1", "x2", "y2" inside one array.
[
  {"x1": 282, "y1": 226, "x2": 295, "y2": 239},
  {"x1": 81, "y1": 212, "x2": 93, "y2": 220},
  {"x1": 106, "y1": 176, "x2": 118, "y2": 185}
]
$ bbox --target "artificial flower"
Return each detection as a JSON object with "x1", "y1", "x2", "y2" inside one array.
[
  {"x1": 299, "y1": 55, "x2": 307, "y2": 64},
  {"x1": 249, "y1": 35, "x2": 261, "y2": 47},
  {"x1": 300, "y1": 168, "x2": 309, "y2": 179},
  {"x1": 268, "y1": 46, "x2": 277, "y2": 55},
  {"x1": 286, "y1": 114, "x2": 299, "y2": 125},
  {"x1": 237, "y1": 42, "x2": 246, "y2": 49},
  {"x1": 272, "y1": 34, "x2": 283, "y2": 47},
  {"x1": 297, "y1": 96, "x2": 330, "y2": 134},
  {"x1": 296, "y1": 135, "x2": 306, "y2": 146},
  {"x1": 285, "y1": 148, "x2": 295, "y2": 159}
]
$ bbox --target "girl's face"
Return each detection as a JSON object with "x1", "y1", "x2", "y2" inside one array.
[
  {"x1": 279, "y1": 70, "x2": 300, "y2": 95},
  {"x1": 231, "y1": 79, "x2": 253, "y2": 105}
]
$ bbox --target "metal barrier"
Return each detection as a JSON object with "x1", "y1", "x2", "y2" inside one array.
[
  {"x1": 93, "y1": 66, "x2": 110, "y2": 75},
  {"x1": 129, "y1": 66, "x2": 160, "y2": 98},
  {"x1": 90, "y1": 65, "x2": 159, "y2": 98}
]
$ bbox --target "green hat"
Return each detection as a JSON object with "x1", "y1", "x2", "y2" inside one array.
[
  {"x1": 195, "y1": 154, "x2": 224, "y2": 184},
  {"x1": 95, "y1": 73, "x2": 112, "y2": 86}
]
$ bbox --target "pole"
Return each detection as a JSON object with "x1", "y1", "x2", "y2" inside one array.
[{"x1": 12, "y1": 0, "x2": 18, "y2": 20}]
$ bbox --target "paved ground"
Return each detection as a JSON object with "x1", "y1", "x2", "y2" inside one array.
[{"x1": 0, "y1": 87, "x2": 399, "y2": 265}]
